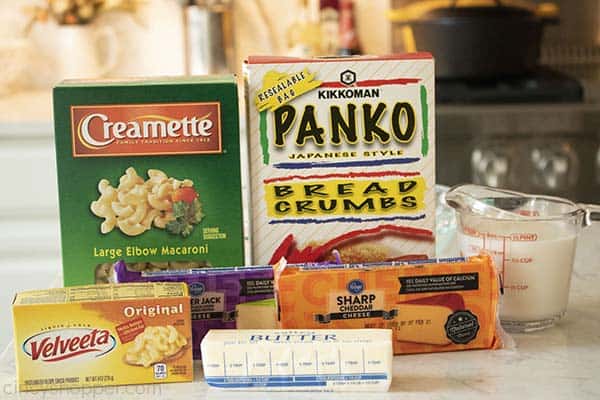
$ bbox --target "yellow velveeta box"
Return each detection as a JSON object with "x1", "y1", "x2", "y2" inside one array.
[
  {"x1": 274, "y1": 255, "x2": 502, "y2": 355},
  {"x1": 12, "y1": 282, "x2": 193, "y2": 391}
]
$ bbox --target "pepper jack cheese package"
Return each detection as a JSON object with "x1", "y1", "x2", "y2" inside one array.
[
  {"x1": 12, "y1": 282, "x2": 193, "y2": 391},
  {"x1": 244, "y1": 54, "x2": 436, "y2": 265},
  {"x1": 53, "y1": 76, "x2": 245, "y2": 286},
  {"x1": 113, "y1": 261, "x2": 274, "y2": 358},
  {"x1": 201, "y1": 329, "x2": 393, "y2": 391},
  {"x1": 274, "y1": 255, "x2": 502, "y2": 354}
]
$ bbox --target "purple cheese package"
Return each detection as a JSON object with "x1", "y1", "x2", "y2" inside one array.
[{"x1": 113, "y1": 261, "x2": 275, "y2": 359}]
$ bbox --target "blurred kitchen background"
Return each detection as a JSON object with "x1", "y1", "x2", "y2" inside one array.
[{"x1": 0, "y1": 0, "x2": 599, "y2": 348}]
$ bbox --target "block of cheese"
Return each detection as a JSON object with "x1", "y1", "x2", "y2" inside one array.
[
  {"x1": 201, "y1": 329, "x2": 393, "y2": 392},
  {"x1": 236, "y1": 299, "x2": 277, "y2": 329},
  {"x1": 275, "y1": 254, "x2": 502, "y2": 355}
]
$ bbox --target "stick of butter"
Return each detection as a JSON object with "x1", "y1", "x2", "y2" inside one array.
[{"x1": 201, "y1": 329, "x2": 393, "y2": 391}]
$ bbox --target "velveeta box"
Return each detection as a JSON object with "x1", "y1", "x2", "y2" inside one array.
[
  {"x1": 244, "y1": 54, "x2": 436, "y2": 265},
  {"x1": 53, "y1": 76, "x2": 245, "y2": 286},
  {"x1": 12, "y1": 282, "x2": 193, "y2": 391},
  {"x1": 274, "y1": 255, "x2": 502, "y2": 354}
]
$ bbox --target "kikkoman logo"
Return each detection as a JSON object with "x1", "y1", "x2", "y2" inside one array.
[
  {"x1": 22, "y1": 328, "x2": 117, "y2": 362},
  {"x1": 70, "y1": 102, "x2": 222, "y2": 157},
  {"x1": 340, "y1": 69, "x2": 357, "y2": 86}
]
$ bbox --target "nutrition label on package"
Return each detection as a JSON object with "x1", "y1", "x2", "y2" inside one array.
[{"x1": 14, "y1": 283, "x2": 187, "y2": 304}]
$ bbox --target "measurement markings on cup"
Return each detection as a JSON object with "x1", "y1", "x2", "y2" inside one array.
[{"x1": 475, "y1": 230, "x2": 538, "y2": 285}]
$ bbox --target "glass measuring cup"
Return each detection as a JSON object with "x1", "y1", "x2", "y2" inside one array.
[{"x1": 446, "y1": 184, "x2": 599, "y2": 332}]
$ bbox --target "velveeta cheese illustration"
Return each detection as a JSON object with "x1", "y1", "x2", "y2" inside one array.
[
  {"x1": 274, "y1": 254, "x2": 501, "y2": 355},
  {"x1": 12, "y1": 282, "x2": 193, "y2": 391}
]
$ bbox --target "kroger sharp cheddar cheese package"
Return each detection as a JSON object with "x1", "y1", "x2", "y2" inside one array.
[
  {"x1": 12, "y1": 282, "x2": 193, "y2": 391},
  {"x1": 244, "y1": 54, "x2": 436, "y2": 265},
  {"x1": 53, "y1": 76, "x2": 245, "y2": 286},
  {"x1": 274, "y1": 254, "x2": 502, "y2": 354}
]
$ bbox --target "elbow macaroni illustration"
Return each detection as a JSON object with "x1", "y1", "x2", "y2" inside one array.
[
  {"x1": 90, "y1": 167, "x2": 195, "y2": 236},
  {"x1": 125, "y1": 325, "x2": 188, "y2": 368}
]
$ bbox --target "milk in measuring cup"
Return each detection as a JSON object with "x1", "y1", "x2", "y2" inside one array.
[
  {"x1": 447, "y1": 183, "x2": 591, "y2": 332},
  {"x1": 457, "y1": 223, "x2": 577, "y2": 323}
]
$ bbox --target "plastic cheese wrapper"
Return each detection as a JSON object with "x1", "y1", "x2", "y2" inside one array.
[
  {"x1": 201, "y1": 329, "x2": 393, "y2": 391},
  {"x1": 274, "y1": 254, "x2": 504, "y2": 354},
  {"x1": 113, "y1": 261, "x2": 275, "y2": 359}
]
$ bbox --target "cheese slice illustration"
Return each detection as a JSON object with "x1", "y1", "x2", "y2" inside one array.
[
  {"x1": 236, "y1": 298, "x2": 277, "y2": 329},
  {"x1": 395, "y1": 294, "x2": 465, "y2": 345}
]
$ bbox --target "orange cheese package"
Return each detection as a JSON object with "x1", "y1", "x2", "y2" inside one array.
[
  {"x1": 12, "y1": 282, "x2": 193, "y2": 391},
  {"x1": 274, "y1": 255, "x2": 502, "y2": 354}
]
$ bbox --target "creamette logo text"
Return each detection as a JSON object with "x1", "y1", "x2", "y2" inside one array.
[{"x1": 78, "y1": 113, "x2": 214, "y2": 149}]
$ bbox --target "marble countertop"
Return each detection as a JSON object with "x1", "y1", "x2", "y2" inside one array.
[{"x1": 1, "y1": 223, "x2": 598, "y2": 400}]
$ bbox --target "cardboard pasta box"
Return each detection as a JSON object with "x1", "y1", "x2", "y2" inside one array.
[
  {"x1": 244, "y1": 54, "x2": 436, "y2": 265},
  {"x1": 53, "y1": 76, "x2": 245, "y2": 286},
  {"x1": 12, "y1": 282, "x2": 193, "y2": 391}
]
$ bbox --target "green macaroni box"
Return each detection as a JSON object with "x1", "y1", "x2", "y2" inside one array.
[{"x1": 53, "y1": 76, "x2": 245, "y2": 286}]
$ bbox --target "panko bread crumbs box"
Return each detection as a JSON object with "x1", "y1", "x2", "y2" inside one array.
[
  {"x1": 53, "y1": 76, "x2": 245, "y2": 286},
  {"x1": 244, "y1": 55, "x2": 436, "y2": 265},
  {"x1": 12, "y1": 282, "x2": 193, "y2": 391}
]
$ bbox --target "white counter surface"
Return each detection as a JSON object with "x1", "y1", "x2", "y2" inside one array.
[{"x1": 1, "y1": 224, "x2": 599, "y2": 400}]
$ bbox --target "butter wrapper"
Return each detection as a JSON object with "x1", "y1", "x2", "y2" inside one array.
[{"x1": 201, "y1": 329, "x2": 393, "y2": 391}]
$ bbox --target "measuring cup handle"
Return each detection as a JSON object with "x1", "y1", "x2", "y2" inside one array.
[{"x1": 578, "y1": 203, "x2": 600, "y2": 226}]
